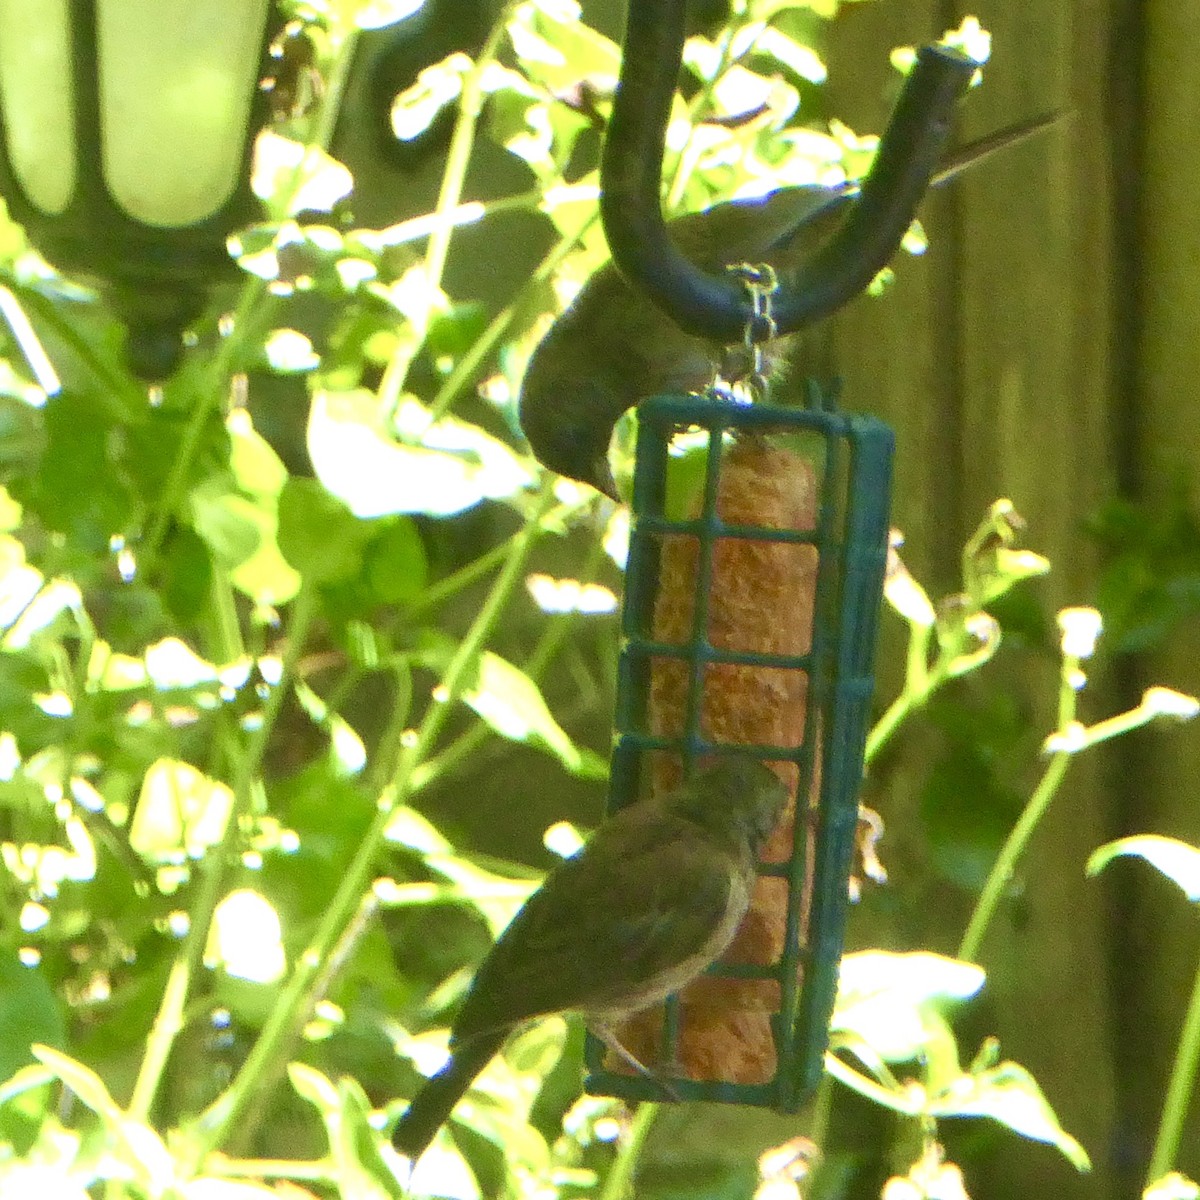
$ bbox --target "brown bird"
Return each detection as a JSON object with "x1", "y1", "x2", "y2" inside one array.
[
  {"x1": 391, "y1": 757, "x2": 789, "y2": 1161},
  {"x1": 519, "y1": 114, "x2": 1062, "y2": 498}
]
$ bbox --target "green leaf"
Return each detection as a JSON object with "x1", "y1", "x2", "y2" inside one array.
[
  {"x1": 251, "y1": 132, "x2": 353, "y2": 217},
  {"x1": 289, "y1": 1065, "x2": 401, "y2": 1200},
  {"x1": 1087, "y1": 835, "x2": 1200, "y2": 901},
  {"x1": 129, "y1": 759, "x2": 234, "y2": 864},
  {"x1": 364, "y1": 518, "x2": 428, "y2": 604},
  {"x1": 288, "y1": 1061, "x2": 340, "y2": 1117},
  {"x1": 27, "y1": 390, "x2": 136, "y2": 550},
  {"x1": 507, "y1": 1, "x2": 620, "y2": 93},
  {"x1": 263, "y1": 328, "x2": 320, "y2": 374},
  {"x1": 227, "y1": 410, "x2": 288, "y2": 499},
  {"x1": 277, "y1": 477, "x2": 371, "y2": 583},
  {"x1": 391, "y1": 52, "x2": 470, "y2": 142},
  {"x1": 355, "y1": 0, "x2": 426, "y2": 31},
  {"x1": 0, "y1": 956, "x2": 65, "y2": 1081},
  {"x1": 308, "y1": 390, "x2": 532, "y2": 517},
  {"x1": 832, "y1": 952, "x2": 985, "y2": 1063},
  {"x1": 189, "y1": 479, "x2": 263, "y2": 567},
  {"x1": 181, "y1": 1179, "x2": 282, "y2": 1199},
  {"x1": 463, "y1": 652, "x2": 582, "y2": 772},
  {"x1": 1145, "y1": 1172, "x2": 1200, "y2": 1200},
  {"x1": 927, "y1": 1060, "x2": 1091, "y2": 1171},
  {"x1": 32, "y1": 1045, "x2": 122, "y2": 1123},
  {"x1": 335, "y1": 1078, "x2": 405, "y2": 1200}
]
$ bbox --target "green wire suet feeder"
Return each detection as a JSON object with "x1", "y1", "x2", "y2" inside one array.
[{"x1": 583, "y1": 391, "x2": 893, "y2": 1108}]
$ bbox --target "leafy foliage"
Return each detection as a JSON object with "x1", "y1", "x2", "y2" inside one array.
[{"x1": 0, "y1": 4, "x2": 1192, "y2": 1200}]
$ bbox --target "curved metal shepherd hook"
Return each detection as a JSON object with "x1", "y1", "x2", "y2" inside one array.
[{"x1": 600, "y1": 1, "x2": 978, "y2": 342}]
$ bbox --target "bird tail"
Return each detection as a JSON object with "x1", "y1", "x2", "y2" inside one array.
[{"x1": 391, "y1": 1028, "x2": 508, "y2": 1161}]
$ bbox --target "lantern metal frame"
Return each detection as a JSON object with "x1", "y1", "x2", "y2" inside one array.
[{"x1": 0, "y1": 1, "x2": 279, "y2": 377}]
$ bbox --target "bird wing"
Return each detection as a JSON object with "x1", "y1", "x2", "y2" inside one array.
[{"x1": 450, "y1": 812, "x2": 736, "y2": 1042}]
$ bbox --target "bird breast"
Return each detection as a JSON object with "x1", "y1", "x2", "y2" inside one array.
[{"x1": 581, "y1": 865, "x2": 754, "y2": 1026}]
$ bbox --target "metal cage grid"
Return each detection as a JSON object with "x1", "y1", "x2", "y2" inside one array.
[{"x1": 584, "y1": 392, "x2": 893, "y2": 1110}]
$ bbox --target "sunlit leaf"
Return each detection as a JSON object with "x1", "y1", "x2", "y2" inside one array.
[
  {"x1": 208, "y1": 890, "x2": 287, "y2": 983},
  {"x1": 334, "y1": 1078, "x2": 405, "y2": 1200},
  {"x1": 0, "y1": 484, "x2": 22, "y2": 532},
  {"x1": 1087, "y1": 835, "x2": 1200, "y2": 902},
  {"x1": 264, "y1": 328, "x2": 320, "y2": 374},
  {"x1": 230, "y1": 522, "x2": 302, "y2": 606},
  {"x1": 406, "y1": 1137, "x2": 480, "y2": 1199},
  {"x1": 189, "y1": 482, "x2": 264, "y2": 567},
  {"x1": 252, "y1": 131, "x2": 353, "y2": 216},
  {"x1": 228, "y1": 410, "x2": 289, "y2": 499},
  {"x1": 308, "y1": 389, "x2": 532, "y2": 517},
  {"x1": 756, "y1": 27, "x2": 826, "y2": 82},
  {"x1": 295, "y1": 680, "x2": 367, "y2": 778},
  {"x1": 3, "y1": 577, "x2": 82, "y2": 650},
  {"x1": 507, "y1": 0, "x2": 620, "y2": 93},
  {"x1": 356, "y1": 0, "x2": 425, "y2": 30},
  {"x1": 461, "y1": 651, "x2": 580, "y2": 772},
  {"x1": 1145, "y1": 1173, "x2": 1200, "y2": 1200},
  {"x1": 32, "y1": 1045, "x2": 122, "y2": 1123},
  {"x1": 130, "y1": 759, "x2": 234, "y2": 865},
  {"x1": 833, "y1": 952, "x2": 985, "y2": 1062},
  {"x1": 182, "y1": 1179, "x2": 282, "y2": 1199},
  {"x1": 143, "y1": 637, "x2": 219, "y2": 691},
  {"x1": 927, "y1": 1060, "x2": 1090, "y2": 1171},
  {"x1": 392, "y1": 52, "x2": 470, "y2": 141},
  {"x1": 0, "y1": 1161, "x2": 90, "y2": 1200}
]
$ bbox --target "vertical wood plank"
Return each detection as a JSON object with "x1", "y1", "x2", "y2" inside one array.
[{"x1": 823, "y1": 4, "x2": 1121, "y2": 1197}]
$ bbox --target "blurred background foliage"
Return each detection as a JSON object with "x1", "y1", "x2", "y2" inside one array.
[{"x1": 0, "y1": 2, "x2": 1196, "y2": 1200}]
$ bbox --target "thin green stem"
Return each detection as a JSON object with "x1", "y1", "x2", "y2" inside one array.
[
  {"x1": 142, "y1": 17, "x2": 354, "y2": 566},
  {"x1": 599, "y1": 1103, "x2": 659, "y2": 1200},
  {"x1": 125, "y1": 587, "x2": 317, "y2": 1125},
  {"x1": 189, "y1": 487, "x2": 558, "y2": 1165},
  {"x1": 823, "y1": 1053, "x2": 920, "y2": 1115},
  {"x1": 958, "y1": 651, "x2": 1082, "y2": 964},
  {"x1": 864, "y1": 625, "x2": 938, "y2": 766},
  {"x1": 312, "y1": 26, "x2": 359, "y2": 151},
  {"x1": 424, "y1": 210, "x2": 597, "y2": 425},
  {"x1": 1147, "y1": 949, "x2": 1200, "y2": 1185},
  {"x1": 204, "y1": 1157, "x2": 333, "y2": 1182},
  {"x1": 403, "y1": 530, "x2": 518, "y2": 617},
  {"x1": 141, "y1": 276, "x2": 271, "y2": 564},
  {"x1": 1, "y1": 277, "x2": 142, "y2": 413},
  {"x1": 127, "y1": 954, "x2": 192, "y2": 1122},
  {"x1": 409, "y1": 517, "x2": 604, "y2": 793},
  {"x1": 377, "y1": 3, "x2": 516, "y2": 417},
  {"x1": 376, "y1": 182, "x2": 598, "y2": 249},
  {"x1": 957, "y1": 751, "x2": 1071, "y2": 964},
  {"x1": 208, "y1": 568, "x2": 246, "y2": 663}
]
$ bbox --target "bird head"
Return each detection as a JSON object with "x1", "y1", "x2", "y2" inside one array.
[
  {"x1": 518, "y1": 352, "x2": 624, "y2": 499},
  {"x1": 669, "y1": 758, "x2": 789, "y2": 857}
]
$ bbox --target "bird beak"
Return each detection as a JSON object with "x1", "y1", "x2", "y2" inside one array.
[{"x1": 591, "y1": 456, "x2": 620, "y2": 502}]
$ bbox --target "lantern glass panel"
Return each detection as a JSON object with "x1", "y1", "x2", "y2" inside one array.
[
  {"x1": 96, "y1": 0, "x2": 270, "y2": 227},
  {"x1": 0, "y1": 0, "x2": 75, "y2": 214}
]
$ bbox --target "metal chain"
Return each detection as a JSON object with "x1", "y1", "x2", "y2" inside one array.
[{"x1": 718, "y1": 262, "x2": 779, "y2": 401}]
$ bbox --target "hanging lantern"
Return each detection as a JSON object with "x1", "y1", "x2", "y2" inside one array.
[
  {"x1": 585, "y1": 389, "x2": 893, "y2": 1108},
  {"x1": 0, "y1": 0, "x2": 276, "y2": 378}
]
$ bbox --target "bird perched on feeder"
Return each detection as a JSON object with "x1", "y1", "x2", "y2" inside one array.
[
  {"x1": 518, "y1": 115, "x2": 1061, "y2": 499},
  {"x1": 391, "y1": 757, "x2": 789, "y2": 1162}
]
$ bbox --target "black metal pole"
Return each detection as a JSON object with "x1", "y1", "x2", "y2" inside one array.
[{"x1": 599, "y1": 0, "x2": 976, "y2": 341}]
